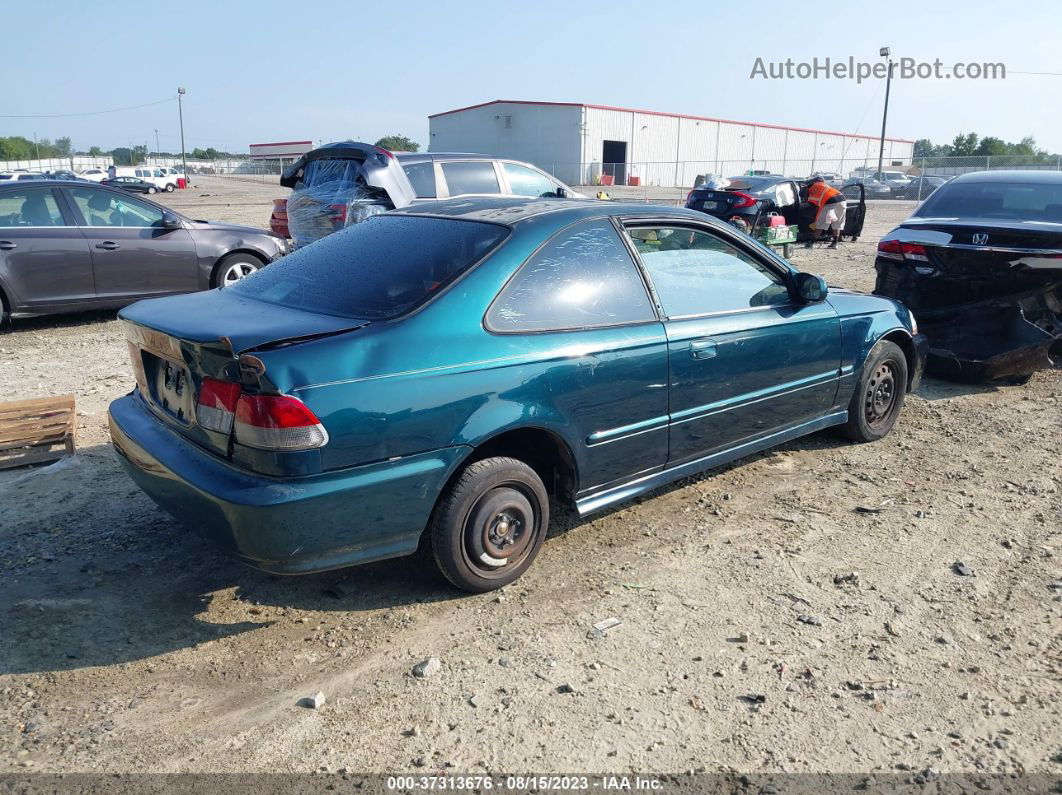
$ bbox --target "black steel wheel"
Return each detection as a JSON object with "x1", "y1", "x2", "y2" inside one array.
[
  {"x1": 431, "y1": 457, "x2": 549, "y2": 592},
  {"x1": 840, "y1": 340, "x2": 908, "y2": 442}
]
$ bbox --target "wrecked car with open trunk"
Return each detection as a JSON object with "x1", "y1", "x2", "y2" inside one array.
[{"x1": 874, "y1": 170, "x2": 1062, "y2": 382}]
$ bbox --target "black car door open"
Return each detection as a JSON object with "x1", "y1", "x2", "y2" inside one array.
[{"x1": 0, "y1": 185, "x2": 94, "y2": 310}]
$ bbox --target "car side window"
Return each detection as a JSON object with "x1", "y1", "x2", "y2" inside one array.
[
  {"x1": 487, "y1": 219, "x2": 655, "y2": 332},
  {"x1": 629, "y1": 226, "x2": 789, "y2": 317},
  {"x1": 0, "y1": 188, "x2": 66, "y2": 227},
  {"x1": 402, "y1": 161, "x2": 437, "y2": 198},
  {"x1": 67, "y1": 187, "x2": 164, "y2": 228},
  {"x1": 441, "y1": 161, "x2": 500, "y2": 196},
  {"x1": 503, "y1": 163, "x2": 559, "y2": 198}
]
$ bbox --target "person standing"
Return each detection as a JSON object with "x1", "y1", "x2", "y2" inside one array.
[{"x1": 805, "y1": 176, "x2": 846, "y2": 249}]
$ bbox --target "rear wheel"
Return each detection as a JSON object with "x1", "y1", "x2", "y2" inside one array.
[
  {"x1": 0, "y1": 290, "x2": 10, "y2": 333},
  {"x1": 147, "y1": 186, "x2": 157, "y2": 194},
  {"x1": 165, "y1": 183, "x2": 175, "y2": 193},
  {"x1": 212, "y1": 253, "x2": 262, "y2": 288},
  {"x1": 430, "y1": 457, "x2": 549, "y2": 592},
  {"x1": 840, "y1": 340, "x2": 908, "y2": 442}
]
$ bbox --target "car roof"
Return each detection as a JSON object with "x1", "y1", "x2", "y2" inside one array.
[
  {"x1": 948, "y1": 169, "x2": 1062, "y2": 184},
  {"x1": 390, "y1": 196, "x2": 715, "y2": 226},
  {"x1": 395, "y1": 152, "x2": 496, "y2": 163}
]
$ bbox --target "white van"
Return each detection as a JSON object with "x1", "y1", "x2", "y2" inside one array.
[{"x1": 107, "y1": 166, "x2": 178, "y2": 192}]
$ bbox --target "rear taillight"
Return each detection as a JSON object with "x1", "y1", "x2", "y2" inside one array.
[
  {"x1": 327, "y1": 203, "x2": 348, "y2": 224},
  {"x1": 877, "y1": 239, "x2": 929, "y2": 262},
  {"x1": 233, "y1": 393, "x2": 328, "y2": 451},
  {"x1": 731, "y1": 192, "x2": 757, "y2": 208},
  {"x1": 685, "y1": 190, "x2": 694, "y2": 205},
  {"x1": 196, "y1": 377, "x2": 241, "y2": 434}
]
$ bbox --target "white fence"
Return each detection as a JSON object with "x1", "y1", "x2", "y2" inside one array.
[{"x1": 0, "y1": 156, "x2": 113, "y2": 173}]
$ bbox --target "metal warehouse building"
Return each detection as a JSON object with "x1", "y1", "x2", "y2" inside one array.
[{"x1": 428, "y1": 100, "x2": 914, "y2": 188}]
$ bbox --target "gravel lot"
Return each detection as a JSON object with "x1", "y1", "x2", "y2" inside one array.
[{"x1": 1, "y1": 179, "x2": 1059, "y2": 777}]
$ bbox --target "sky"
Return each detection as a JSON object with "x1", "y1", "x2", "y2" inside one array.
[{"x1": 3, "y1": 0, "x2": 1061, "y2": 155}]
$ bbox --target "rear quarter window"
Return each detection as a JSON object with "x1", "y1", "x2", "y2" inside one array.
[
  {"x1": 231, "y1": 215, "x2": 507, "y2": 319},
  {"x1": 402, "y1": 161, "x2": 437, "y2": 198},
  {"x1": 441, "y1": 161, "x2": 500, "y2": 196}
]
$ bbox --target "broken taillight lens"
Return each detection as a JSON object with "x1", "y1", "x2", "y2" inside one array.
[
  {"x1": 877, "y1": 239, "x2": 929, "y2": 262},
  {"x1": 233, "y1": 393, "x2": 328, "y2": 451},
  {"x1": 196, "y1": 377, "x2": 241, "y2": 434}
]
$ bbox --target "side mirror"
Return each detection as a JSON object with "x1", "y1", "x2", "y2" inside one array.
[
  {"x1": 161, "y1": 211, "x2": 183, "y2": 230},
  {"x1": 555, "y1": 186, "x2": 568, "y2": 198},
  {"x1": 795, "y1": 272, "x2": 828, "y2": 303}
]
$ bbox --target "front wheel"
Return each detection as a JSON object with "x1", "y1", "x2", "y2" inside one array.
[
  {"x1": 213, "y1": 254, "x2": 262, "y2": 288},
  {"x1": 840, "y1": 340, "x2": 908, "y2": 442},
  {"x1": 430, "y1": 457, "x2": 549, "y2": 592}
]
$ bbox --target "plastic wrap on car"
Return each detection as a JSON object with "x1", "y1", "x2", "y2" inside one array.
[{"x1": 286, "y1": 159, "x2": 389, "y2": 248}]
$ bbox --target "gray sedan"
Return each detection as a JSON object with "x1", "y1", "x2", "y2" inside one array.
[{"x1": 0, "y1": 181, "x2": 287, "y2": 328}]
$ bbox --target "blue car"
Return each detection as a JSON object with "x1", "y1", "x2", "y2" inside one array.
[{"x1": 109, "y1": 198, "x2": 927, "y2": 592}]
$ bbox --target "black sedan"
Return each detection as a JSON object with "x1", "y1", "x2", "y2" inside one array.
[
  {"x1": 685, "y1": 175, "x2": 866, "y2": 242},
  {"x1": 102, "y1": 176, "x2": 160, "y2": 194},
  {"x1": 874, "y1": 170, "x2": 1062, "y2": 381},
  {"x1": 843, "y1": 177, "x2": 892, "y2": 198},
  {"x1": 0, "y1": 181, "x2": 288, "y2": 328}
]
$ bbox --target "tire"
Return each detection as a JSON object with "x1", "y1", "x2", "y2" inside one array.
[
  {"x1": 212, "y1": 253, "x2": 262, "y2": 288},
  {"x1": 840, "y1": 340, "x2": 908, "y2": 442},
  {"x1": 430, "y1": 457, "x2": 549, "y2": 593},
  {"x1": 165, "y1": 183, "x2": 175, "y2": 192},
  {"x1": 0, "y1": 290, "x2": 10, "y2": 333},
  {"x1": 147, "y1": 186, "x2": 157, "y2": 194}
]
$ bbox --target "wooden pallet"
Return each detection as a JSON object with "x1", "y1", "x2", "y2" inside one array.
[{"x1": 0, "y1": 395, "x2": 77, "y2": 471}]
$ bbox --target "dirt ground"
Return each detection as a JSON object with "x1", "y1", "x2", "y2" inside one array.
[{"x1": 1, "y1": 179, "x2": 1059, "y2": 778}]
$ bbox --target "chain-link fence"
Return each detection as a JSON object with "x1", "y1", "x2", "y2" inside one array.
[{"x1": 191, "y1": 153, "x2": 1062, "y2": 203}]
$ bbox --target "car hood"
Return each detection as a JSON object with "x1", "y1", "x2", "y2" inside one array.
[
  {"x1": 280, "y1": 141, "x2": 415, "y2": 209},
  {"x1": 188, "y1": 219, "x2": 279, "y2": 237}
]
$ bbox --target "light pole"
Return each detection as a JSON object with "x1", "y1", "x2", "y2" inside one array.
[
  {"x1": 155, "y1": 129, "x2": 160, "y2": 161},
  {"x1": 876, "y1": 47, "x2": 893, "y2": 181},
  {"x1": 177, "y1": 87, "x2": 187, "y2": 181}
]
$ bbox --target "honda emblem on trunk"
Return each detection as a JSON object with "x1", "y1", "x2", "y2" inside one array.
[{"x1": 972, "y1": 233, "x2": 989, "y2": 245}]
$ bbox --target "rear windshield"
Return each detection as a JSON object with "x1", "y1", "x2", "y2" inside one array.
[
  {"x1": 914, "y1": 180, "x2": 1062, "y2": 222},
  {"x1": 718, "y1": 177, "x2": 775, "y2": 191},
  {"x1": 231, "y1": 215, "x2": 508, "y2": 319}
]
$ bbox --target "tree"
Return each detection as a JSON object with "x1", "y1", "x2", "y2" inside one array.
[
  {"x1": 87, "y1": 146, "x2": 103, "y2": 157},
  {"x1": 130, "y1": 145, "x2": 148, "y2": 165},
  {"x1": 974, "y1": 136, "x2": 1008, "y2": 157},
  {"x1": 110, "y1": 147, "x2": 132, "y2": 166},
  {"x1": 54, "y1": 136, "x2": 72, "y2": 156},
  {"x1": 950, "y1": 133, "x2": 979, "y2": 157},
  {"x1": 0, "y1": 136, "x2": 34, "y2": 160},
  {"x1": 375, "y1": 134, "x2": 419, "y2": 152}
]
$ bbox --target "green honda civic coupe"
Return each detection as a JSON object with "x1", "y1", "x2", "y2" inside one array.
[{"x1": 109, "y1": 197, "x2": 926, "y2": 592}]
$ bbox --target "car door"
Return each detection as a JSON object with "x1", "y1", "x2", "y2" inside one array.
[
  {"x1": 438, "y1": 160, "x2": 504, "y2": 198},
  {"x1": 624, "y1": 221, "x2": 841, "y2": 466},
  {"x1": 0, "y1": 185, "x2": 95, "y2": 310},
  {"x1": 840, "y1": 183, "x2": 866, "y2": 238},
  {"x1": 62, "y1": 184, "x2": 200, "y2": 301},
  {"x1": 485, "y1": 218, "x2": 670, "y2": 493}
]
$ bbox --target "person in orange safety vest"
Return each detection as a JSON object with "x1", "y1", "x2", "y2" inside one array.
[{"x1": 804, "y1": 176, "x2": 846, "y2": 249}]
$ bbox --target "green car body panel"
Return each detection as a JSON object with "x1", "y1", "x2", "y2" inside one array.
[{"x1": 109, "y1": 198, "x2": 926, "y2": 574}]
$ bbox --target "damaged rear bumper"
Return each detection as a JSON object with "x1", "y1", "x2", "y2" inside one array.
[{"x1": 108, "y1": 393, "x2": 468, "y2": 574}]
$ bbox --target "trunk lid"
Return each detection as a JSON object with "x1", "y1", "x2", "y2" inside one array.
[
  {"x1": 280, "y1": 141, "x2": 416, "y2": 209},
  {"x1": 119, "y1": 290, "x2": 368, "y2": 457}
]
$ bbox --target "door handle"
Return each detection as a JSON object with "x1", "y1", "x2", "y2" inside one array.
[
  {"x1": 95, "y1": 241, "x2": 120, "y2": 250},
  {"x1": 689, "y1": 338, "x2": 718, "y2": 360},
  {"x1": 0, "y1": 241, "x2": 15, "y2": 250}
]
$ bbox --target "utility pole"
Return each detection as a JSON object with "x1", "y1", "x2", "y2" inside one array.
[
  {"x1": 177, "y1": 87, "x2": 187, "y2": 181},
  {"x1": 155, "y1": 129, "x2": 161, "y2": 160},
  {"x1": 876, "y1": 47, "x2": 893, "y2": 181},
  {"x1": 33, "y1": 131, "x2": 40, "y2": 160}
]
